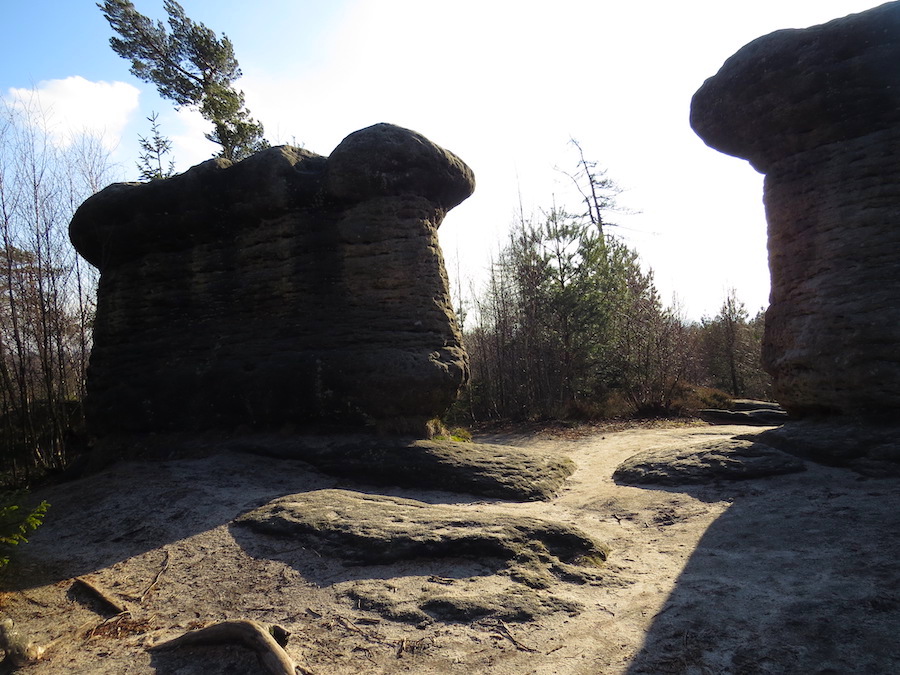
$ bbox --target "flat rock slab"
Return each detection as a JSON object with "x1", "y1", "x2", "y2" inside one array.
[
  {"x1": 344, "y1": 578, "x2": 582, "y2": 625},
  {"x1": 234, "y1": 488, "x2": 609, "y2": 613},
  {"x1": 231, "y1": 436, "x2": 575, "y2": 501},
  {"x1": 758, "y1": 420, "x2": 900, "y2": 478},
  {"x1": 731, "y1": 400, "x2": 786, "y2": 412},
  {"x1": 698, "y1": 408, "x2": 788, "y2": 426},
  {"x1": 613, "y1": 438, "x2": 806, "y2": 486}
]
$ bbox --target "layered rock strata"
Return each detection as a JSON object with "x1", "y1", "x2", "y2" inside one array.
[
  {"x1": 690, "y1": 3, "x2": 900, "y2": 421},
  {"x1": 70, "y1": 124, "x2": 474, "y2": 438}
]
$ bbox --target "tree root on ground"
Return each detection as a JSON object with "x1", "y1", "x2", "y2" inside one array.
[
  {"x1": 71, "y1": 576, "x2": 129, "y2": 616},
  {"x1": 147, "y1": 619, "x2": 312, "y2": 675},
  {"x1": 0, "y1": 618, "x2": 45, "y2": 668}
]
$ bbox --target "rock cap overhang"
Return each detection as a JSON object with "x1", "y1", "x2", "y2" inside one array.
[
  {"x1": 71, "y1": 123, "x2": 475, "y2": 271},
  {"x1": 690, "y1": 2, "x2": 900, "y2": 172}
]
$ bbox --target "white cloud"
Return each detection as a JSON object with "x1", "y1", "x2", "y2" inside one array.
[{"x1": 5, "y1": 76, "x2": 140, "y2": 150}]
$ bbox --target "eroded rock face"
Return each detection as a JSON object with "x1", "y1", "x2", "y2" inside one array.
[
  {"x1": 690, "y1": 3, "x2": 900, "y2": 420},
  {"x1": 70, "y1": 124, "x2": 474, "y2": 438}
]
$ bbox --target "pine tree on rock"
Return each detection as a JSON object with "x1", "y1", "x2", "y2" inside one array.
[
  {"x1": 136, "y1": 112, "x2": 176, "y2": 180},
  {"x1": 99, "y1": 0, "x2": 268, "y2": 161}
]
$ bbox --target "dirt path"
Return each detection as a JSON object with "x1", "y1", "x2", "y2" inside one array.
[{"x1": 2, "y1": 423, "x2": 898, "y2": 673}]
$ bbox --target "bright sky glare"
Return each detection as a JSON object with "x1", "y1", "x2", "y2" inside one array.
[{"x1": 0, "y1": 0, "x2": 884, "y2": 320}]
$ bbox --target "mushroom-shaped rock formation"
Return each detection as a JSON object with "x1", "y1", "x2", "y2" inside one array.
[
  {"x1": 690, "y1": 3, "x2": 900, "y2": 423},
  {"x1": 70, "y1": 123, "x2": 474, "y2": 439}
]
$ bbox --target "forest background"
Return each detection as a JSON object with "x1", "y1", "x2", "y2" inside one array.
[
  {"x1": 0, "y1": 0, "x2": 780, "y2": 487},
  {"x1": 0, "y1": 94, "x2": 769, "y2": 486}
]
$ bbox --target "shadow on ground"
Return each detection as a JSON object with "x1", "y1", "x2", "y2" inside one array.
[
  {"x1": 4, "y1": 450, "x2": 495, "y2": 591},
  {"x1": 623, "y1": 466, "x2": 900, "y2": 674}
]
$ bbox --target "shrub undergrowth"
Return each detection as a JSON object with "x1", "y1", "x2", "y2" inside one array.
[{"x1": 0, "y1": 493, "x2": 49, "y2": 572}]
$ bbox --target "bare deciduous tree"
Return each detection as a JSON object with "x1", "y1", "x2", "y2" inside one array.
[
  {"x1": 0, "y1": 97, "x2": 116, "y2": 482},
  {"x1": 698, "y1": 288, "x2": 770, "y2": 400}
]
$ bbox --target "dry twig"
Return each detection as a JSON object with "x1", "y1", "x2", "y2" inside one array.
[
  {"x1": 483, "y1": 619, "x2": 537, "y2": 653},
  {"x1": 136, "y1": 549, "x2": 170, "y2": 603}
]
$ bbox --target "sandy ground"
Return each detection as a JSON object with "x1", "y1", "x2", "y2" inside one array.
[{"x1": 2, "y1": 423, "x2": 899, "y2": 674}]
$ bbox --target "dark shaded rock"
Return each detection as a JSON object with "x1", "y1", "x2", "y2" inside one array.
[
  {"x1": 230, "y1": 435, "x2": 575, "y2": 501},
  {"x1": 757, "y1": 420, "x2": 900, "y2": 477},
  {"x1": 698, "y1": 408, "x2": 788, "y2": 426},
  {"x1": 613, "y1": 438, "x2": 806, "y2": 486},
  {"x1": 69, "y1": 124, "x2": 474, "y2": 438},
  {"x1": 234, "y1": 489, "x2": 609, "y2": 579},
  {"x1": 690, "y1": 4, "x2": 900, "y2": 422},
  {"x1": 690, "y1": 4, "x2": 900, "y2": 173},
  {"x1": 326, "y1": 124, "x2": 474, "y2": 209}
]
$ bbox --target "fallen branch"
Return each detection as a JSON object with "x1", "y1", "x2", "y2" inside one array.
[
  {"x1": 0, "y1": 618, "x2": 45, "y2": 667},
  {"x1": 147, "y1": 619, "x2": 311, "y2": 675},
  {"x1": 71, "y1": 577, "x2": 128, "y2": 616}
]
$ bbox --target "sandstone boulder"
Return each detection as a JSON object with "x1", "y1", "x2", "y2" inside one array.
[
  {"x1": 69, "y1": 124, "x2": 474, "y2": 438},
  {"x1": 690, "y1": 3, "x2": 900, "y2": 422},
  {"x1": 613, "y1": 438, "x2": 806, "y2": 486},
  {"x1": 236, "y1": 489, "x2": 609, "y2": 570}
]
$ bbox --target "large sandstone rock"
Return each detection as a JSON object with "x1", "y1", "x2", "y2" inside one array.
[
  {"x1": 69, "y1": 124, "x2": 474, "y2": 438},
  {"x1": 690, "y1": 3, "x2": 900, "y2": 421}
]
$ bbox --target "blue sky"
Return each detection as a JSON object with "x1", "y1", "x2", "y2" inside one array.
[{"x1": 1, "y1": 0, "x2": 884, "y2": 319}]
